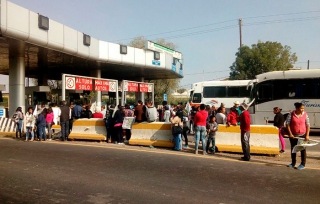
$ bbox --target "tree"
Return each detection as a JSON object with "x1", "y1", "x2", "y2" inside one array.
[
  {"x1": 128, "y1": 36, "x2": 180, "y2": 105},
  {"x1": 229, "y1": 41, "x2": 298, "y2": 80}
]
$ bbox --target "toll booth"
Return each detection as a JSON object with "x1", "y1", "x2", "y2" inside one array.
[{"x1": 25, "y1": 86, "x2": 51, "y2": 107}]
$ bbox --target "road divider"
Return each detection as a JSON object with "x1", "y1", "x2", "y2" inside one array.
[
  {"x1": 0, "y1": 117, "x2": 16, "y2": 135},
  {"x1": 129, "y1": 122, "x2": 174, "y2": 148},
  {"x1": 68, "y1": 119, "x2": 106, "y2": 141},
  {"x1": 215, "y1": 125, "x2": 279, "y2": 155}
]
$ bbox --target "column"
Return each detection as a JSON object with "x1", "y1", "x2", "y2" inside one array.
[
  {"x1": 140, "y1": 77, "x2": 145, "y2": 104},
  {"x1": 9, "y1": 40, "x2": 25, "y2": 115},
  {"x1": 90, "y1": 63, "x2": 101, "y2": 108}
]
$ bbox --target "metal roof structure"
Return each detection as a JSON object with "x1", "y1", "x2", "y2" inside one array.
[{"x1": 0, "y1": 0, "x2": 183, "y2": 81}]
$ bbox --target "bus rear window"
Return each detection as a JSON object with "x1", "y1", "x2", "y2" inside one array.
[{"x1": 192, "y1": 93, "x2": 202, "y2": 103}]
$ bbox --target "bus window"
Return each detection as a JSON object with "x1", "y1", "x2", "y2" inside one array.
[
  {"x1": 239, "y1": 86, "x2": 250, "y2": 97},
  {"x1": 257, "y1": 83, "x2": 273, "y2": 102},
  {"x1": 203, "y1": 86, "x2": 226, "y2": 98},
  {"x1": 192, "y1": 93, "x2": 202, "y2": 103},
  {"x1": 227, "y1": 87, "x2": 239, "y2": 97}
]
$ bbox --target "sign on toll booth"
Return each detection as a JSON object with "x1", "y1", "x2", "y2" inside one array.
[
  {"x1": 121, "y1": 80, "x2": 154, "y2": 106},
  {"x1": 62, "y1": 74, "x2": 119, "y2": 105},
  {"x1": 75, "y1": 77, "x2": 93, "y2": 90}
]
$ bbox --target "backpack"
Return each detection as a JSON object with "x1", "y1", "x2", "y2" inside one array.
[{"x1": 12, "y1": 113, "x2": 19, "y2": 123}]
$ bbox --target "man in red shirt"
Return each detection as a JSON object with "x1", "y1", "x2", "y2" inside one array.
[
  {"x1": 193, "y1": 104, "x2": 208, "y2": 155},
  {"x1": 239, "y1": 102, "x2": 251, "y2": 161}
]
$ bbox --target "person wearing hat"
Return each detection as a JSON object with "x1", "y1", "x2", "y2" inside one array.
[
  {"x1": 233, "y1": 101, "x2": 242, "y2": 117},
  {"x1": 239, "y1": 102, "x2": 251, "y2": 161}
]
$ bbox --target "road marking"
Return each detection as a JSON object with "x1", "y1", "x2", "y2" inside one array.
[{"x1": 1, "y1": 137, "x2": 320, "y2": 171}]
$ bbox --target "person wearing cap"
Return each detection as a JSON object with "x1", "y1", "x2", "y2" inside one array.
[
  {"x1": 239, "y1": 102, "x2": 251, "y2": 161},
  {"x1": 233, "y1": 101, "x2": 242, "y2": 117}
]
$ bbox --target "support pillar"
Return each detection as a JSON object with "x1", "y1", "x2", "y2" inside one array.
[
  {"x1": 9, "y1": 40, "x2": 25, "y2": 115},
  {"x1": 140, "y1": 77, "x2": 145, "y2": 104},
  {"x1": 90, "y1": 64, "x2": 101, "y2": 108}
]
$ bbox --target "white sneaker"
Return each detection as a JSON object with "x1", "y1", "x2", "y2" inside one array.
[{"x1": 118, "y1": 143, "x2": 123, "y2": 145}]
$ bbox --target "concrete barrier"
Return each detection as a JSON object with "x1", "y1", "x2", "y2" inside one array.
[
  {"x1": 215, "y1": 125, "x2": 279, "y2": 155},
  {"x1": 129, "y1": 122, "x2": 174, "y2": 147},
  {"x1": 0, "y1": 117, "x2": 17, "y2": 135},
  {"x1": 68, "y1": 119, "x2": 106, "y2": 141}
]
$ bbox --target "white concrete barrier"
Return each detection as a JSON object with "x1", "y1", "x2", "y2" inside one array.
[
  {"x1": 68, "y1": 119, "x2": 106, "y2": 141},
  {"x1": 0, "y1": 117, "x2": 16, "y2": 135},
  {"x1": 215, "y1": 125, "x2": 279, "y2": 155},
  {"x1": 129, "y1": 122, "x2": 174, "y2": 148}
]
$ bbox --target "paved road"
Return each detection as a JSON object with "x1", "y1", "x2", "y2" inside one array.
[{"x1": 0, "y1": 137, "x2": 320, "y2": 204}]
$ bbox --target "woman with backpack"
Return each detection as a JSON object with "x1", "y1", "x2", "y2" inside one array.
[
  {"x1": 36, "y1": 109, "x2": 47, "y2": 141},
  {"x1": 25, "y1": 107, "x2": 35, "y2": 141},
  {"x1": 270, "y1": 107, "x2": 285, "y2": 153},
  {"x1": 170, "y1": 110, "x2": 183, "y2": 151},
  {"x1": 13, "y1": 107, "x2": 24, "y2": 139}
]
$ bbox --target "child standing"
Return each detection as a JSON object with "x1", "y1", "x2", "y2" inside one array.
[{"x1": 206, "y1": 115, "x2": 218, "y2": 154}]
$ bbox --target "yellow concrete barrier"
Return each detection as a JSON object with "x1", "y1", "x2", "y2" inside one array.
[
  {"x1": 215, "y1": 125, "x2": 279, "y2": 155},
  {"x1": 68, "y1": 119, "x2": 106, "y2": 141},
  {"x1": 129, "y1": 122, "x2": 174, "y2": 148}
]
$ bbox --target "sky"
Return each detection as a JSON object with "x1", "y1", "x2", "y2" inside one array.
[{"x1": 8, "y1": 0, "x2": 320, "y2": 90}]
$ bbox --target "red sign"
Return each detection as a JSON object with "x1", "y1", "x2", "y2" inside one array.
[
  {"x1": 95, "y1": 79, "x2": 109, "y2": 91},
  {"x1": 75, "y1": 77, "x2": 93, "y2": 90},
  {"x1": 139, "y1": 83, "x2": 149, "y2": 93},
  {"x1": 127, "y1": 82, "x2": 138, "y2": 92}
]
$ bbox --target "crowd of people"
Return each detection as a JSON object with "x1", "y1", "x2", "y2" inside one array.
[{"x1": 12, "y1": 99, "x2": 310, "y2": 170}]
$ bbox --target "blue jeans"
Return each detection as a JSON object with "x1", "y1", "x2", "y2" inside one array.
[
  {"x1": 16, "y1": 120, "x2": 23, "y2": 137},
  {"x1": 37, "y1": 126, "x2": 46, "y2": 140},
  {"x1": 195, "y1": 126, "x2": 206, "y2": 152},
  {"x1": 26, "y1": 126, "x2": 34, "y2": 140},
  {"x1": 60, "y1": 121, "x2": 69, "y2": 141},
  {"x1": 206, "y1": 137, "x2": 216, "y2": 153},
  {"x1": 46, "y1": 123, "x2": 52, "y2": 139},
  {"x1": 173, "y1": 134, "x2": 182, "y2": 150}
]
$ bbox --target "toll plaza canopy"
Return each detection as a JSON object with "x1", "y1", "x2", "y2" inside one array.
[
  {"x1": 0, "y1": 0, "x2": 183, "y2": 80},
  {"x1": 0, "y1": 0, "x2": 183, "y2": 112}
]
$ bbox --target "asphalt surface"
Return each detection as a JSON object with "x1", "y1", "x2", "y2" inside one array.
[{"x1": 0, "y1": 137, "x2": 320, "y2": 204}]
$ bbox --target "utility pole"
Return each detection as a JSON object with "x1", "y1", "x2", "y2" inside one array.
[
  {"x1": 307, "y1": 60, "x2": 310, "y2": 70},
  {"x1": 239, "y1": 18, "x2": 242, "y2": 48}
]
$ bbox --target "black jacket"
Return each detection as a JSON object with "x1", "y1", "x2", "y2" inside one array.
[{"x1": 273, "y1": 112, "x2": 284, "y2": 128}]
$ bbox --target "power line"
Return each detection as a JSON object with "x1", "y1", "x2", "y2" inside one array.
[
  {"x1": 155, "y1": 15, "x2": 320, "y2": 41},
  {"x1": 112, "y1": 9, "x2": 320, "y2": 42}
]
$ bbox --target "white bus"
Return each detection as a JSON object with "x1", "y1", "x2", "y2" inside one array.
[
  {"x1": 189, "y1": 80, "x2": 251, "y2": 108},
  {"x1": 248, "y1": 69, "x2": 320, "y2": 130}
]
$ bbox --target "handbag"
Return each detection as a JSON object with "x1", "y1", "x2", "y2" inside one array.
[
  {"x1": 280, "y1": 127, "x2": 289, "y2": 137},
  {"x1": 114, "y1": 123, "x2": 122, "y2": 127},
  {"x1": 172, "y1": 125, "x2": 183, "y2": 135}
]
